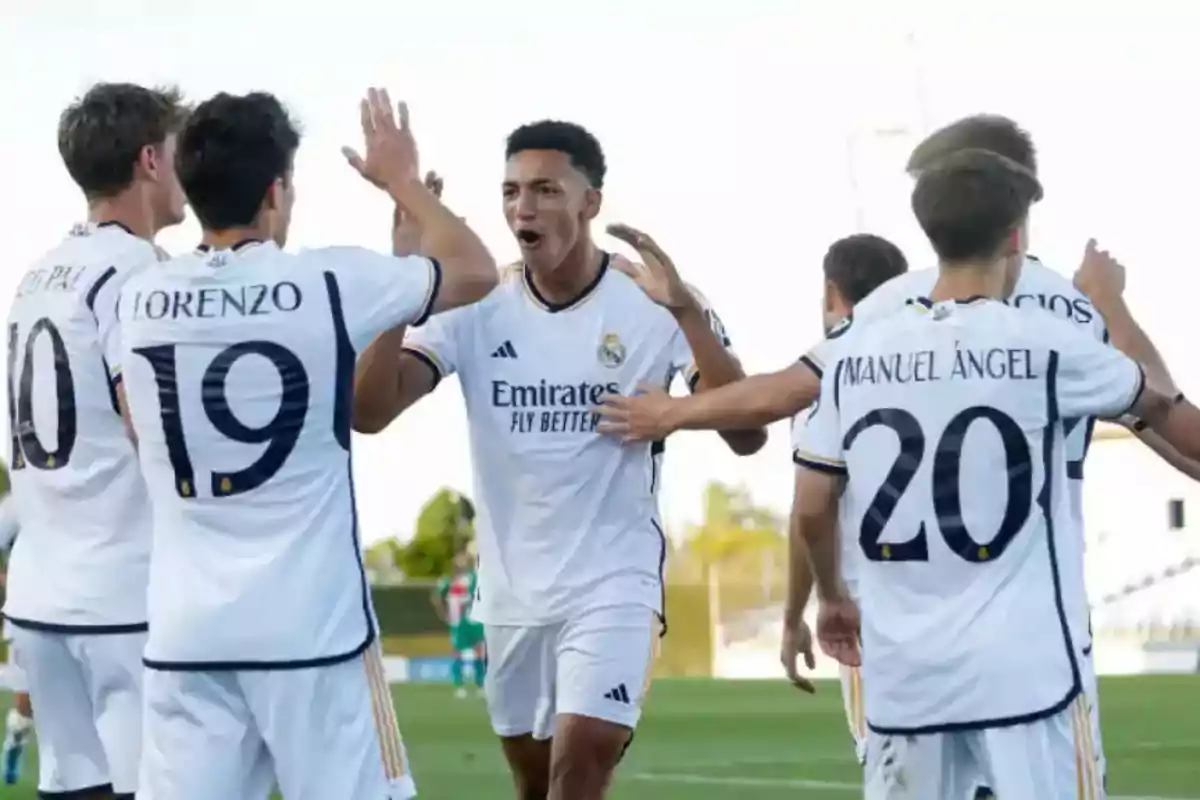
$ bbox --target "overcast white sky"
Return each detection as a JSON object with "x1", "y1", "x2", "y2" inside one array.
[{"x1": 2, "y1": 2, "x2": 1198, "y2": 543}]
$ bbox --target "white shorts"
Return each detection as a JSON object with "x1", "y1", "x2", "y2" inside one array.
[
  {"x1": 2, "y1": 619, "x2": 26, "y2": 693},
  {"x1": 838, "y1": 664, "x2": 868, "y2": 765},
  {"x1": 485, "y1": 603, "x2": 659, "y2": 740},
  {"x1": 9, "y1": 626, "x2": 146, "y2": 794},
  {"x1": 139, "y1": 644, "x2": 415, "y2": 800},
  {"x1": 864, "y1": 694, "x2": 1103, "y2": 800}
]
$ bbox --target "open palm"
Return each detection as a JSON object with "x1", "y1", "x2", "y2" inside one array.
[{"x1": 606, "y1": 223, "x2": 692, "y2": 310}]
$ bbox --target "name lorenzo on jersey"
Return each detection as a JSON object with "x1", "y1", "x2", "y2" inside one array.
[
  {"x1": 122, "y1": 281, "x2": 302, "y2": 321},
  {"x1": 494, "y1": 378, "x2": 620, "y2": 435}
]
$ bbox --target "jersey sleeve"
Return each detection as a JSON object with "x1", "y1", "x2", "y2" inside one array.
[
  {"x1": 792, "y1": 373, "x2": 845, "y2": 474},
  {"x1": 401, "y1": 304, "x2": 471, "y2": 386},
  {"x1": 319, "y1": 246, "x2": 442, "y2": 351},
  {"x1": 669, "y1": 285, "x2": 735, "y2": 393},
  {"x1": 1053, "y1": 321, "x2": 1145, "y2": 421}
]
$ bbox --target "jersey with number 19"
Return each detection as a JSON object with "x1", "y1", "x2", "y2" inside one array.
[
  {"x1": 796, "y1": 297, "x2": 1143, "y2": 732},
  {"x1": 116, "y1": 241, "x2": 440, "y2": 667},
  {"x1": 4, "y1": 222, "x2": 156, "y2": 630}
]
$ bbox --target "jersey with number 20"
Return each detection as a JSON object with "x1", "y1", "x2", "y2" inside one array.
[
  {"x1": 116, "y1": 241, "x2": 440, "y2": 668},
  {"x1": 796, "y1": 297, "x2": 1142, "y2": 732},
  {"x1": 800, "y1": 256, "x2": 1107, "y2": 651},
  {"x1": 4, "y1": 222, "x2": 156, "y2": 630}
]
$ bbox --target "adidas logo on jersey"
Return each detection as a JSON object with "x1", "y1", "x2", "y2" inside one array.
[
  {"x1": 603, "y1": 684, "x2": 631, "y2": 704},
  {"x1": 491, "y1": 341, "x2": 518, "y2": 359}
]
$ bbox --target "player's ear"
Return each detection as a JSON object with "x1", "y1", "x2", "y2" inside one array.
[
  {"x1": 1003, "y1": 217, "x2": 1028, "y2": 258},
  {"x1": 136, "y1": 143, "x2": 160, "y2": 182},
  {"x1": 582, "y1": 187, "x2": 602, "y2": 221},
  {"x1": 263, "y1": 178, "x2": 283, "y2": 212},
  {"x1": 823, "y1": 280, "x2": 840, "y2": 316}
]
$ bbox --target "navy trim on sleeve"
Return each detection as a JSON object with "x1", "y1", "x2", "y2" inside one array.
[{"x1": 412, "y1": 258, "x2": 443, "y2": 327}]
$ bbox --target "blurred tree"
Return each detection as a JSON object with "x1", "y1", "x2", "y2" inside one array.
[
  {"x1": 396, "y1": 488, "x2": 476, "y2": 579},
  {"x1": 682, "y1": 481, "x2": 783, "y2": 566},
  {"x1": 364, "y1": 538, "x2": 404, "y2": 581}
]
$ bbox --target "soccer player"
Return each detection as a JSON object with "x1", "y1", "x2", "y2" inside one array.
[
  {"x1": 794, "y1": 148, "x2": 1200, "y2": 798},
  {"x1": 597, "y1": 114, "x2": 1194, "y2": 791},
  {"x1": 433, "y1": 547, "x2": 486, "y2": 698},
  {"x1": 3, "y1": 82, "x2": 189, "y2": 799},
  {"x1": 115, "y1": 88, "x2": 497, "y2": 800},
  {"x1": 353, "y1": 120, "x2": 767, "y2": 800},
  {"x1": 777, "y1": 233, "x2": 908, "y2": 769},
  {"x1": 0, "y1": 492, "x2": 32, "y2": 786}
]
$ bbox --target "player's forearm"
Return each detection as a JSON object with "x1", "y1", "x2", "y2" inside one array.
[
  {"x1": 673, "y1": 302, "x2": 768, "y2": 454},
  {"x1": 387, "y1": 178, "x2": 497, "y2": 311},
  {"x1": 675, "y1": 300, "x2": 744, "y2": 391},
  {"x1": 1133, "y1": 427, "x2": 1200, "y2": 482},
  {"x1": 1146, "y1": 397, "x2": 1200, "y2": 465},
  {"x1": 785, "y1": 509, "x2": 815, "y2": 627},
  {"x1": 665, "y1": 363, "x2": 818, "y2": 433},
  {"x1": 353, "y1": 327, "x2": 407, "y2": 434},
  {"x1": 1095, "y1": 295, "x2": 1177, "y2": 393},
  {"x1": 799, "y1": 508, "x2": 841, "y2": 602}
]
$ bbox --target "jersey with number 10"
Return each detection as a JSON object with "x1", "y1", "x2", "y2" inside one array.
[
  {"x1": 4, "y1": 222, "x2": 156, "y2": 630},
  {"x1": 116, "y1": 241, "x2": 440, "y2": 668},
  {"x1": 796, "y1": 298, "x2": 1143, "y2": 732}
]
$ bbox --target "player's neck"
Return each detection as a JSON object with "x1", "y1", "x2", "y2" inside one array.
[
  {"x1": 88, "y1": 193, "x2": 156, "y2": 242},
  {"x1": 527, "y1": 240, "x2": 604, "y2": 306},
  {"x1": 930, "y1": 261, "x2": 1006, "y2": 302},
  {"x1": 200, "y1": 228, "x2": 270, "y2": 251}
]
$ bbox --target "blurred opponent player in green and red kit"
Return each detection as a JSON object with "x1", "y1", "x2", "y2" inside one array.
[{"x1": 433, "y1": 546, "x2": 486, "y2": 698}]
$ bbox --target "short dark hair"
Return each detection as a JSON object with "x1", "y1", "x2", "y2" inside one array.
[
  {"x1": 176, "y1": 92, "x2": 300, "y2": 230},
  {"x1": 912, "y1": 149, "x2": 1043, "y2": 263},
  {"x1": 57, "y1": 83, "x2": 189, "y2": 200},
  {"x1": 906, "y1": 114, "x2": 1037, "y2": 177},
  {"x1": 823, "y1": 234, "x2": 908, "y2": 305},
  {"x1": 505, "y1": 120, "x2": 606, "y2": 189}
]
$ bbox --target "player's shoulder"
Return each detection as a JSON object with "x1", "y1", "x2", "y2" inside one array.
[
  {"x1": 1012, "y1": 255, "x2": 1083, "y2": 298},
  {"x1": 853, "y1": 267, "x2": 938, "y2": 319}
]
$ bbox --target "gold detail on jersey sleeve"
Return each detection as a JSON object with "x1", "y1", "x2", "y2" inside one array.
[
  {"x1": 977, "y1": 546, "x2": 989, "y2": 560},
  {"x1": 45, "y1": 455, "x2": 55, "y2": 468},
  {"x1": 219, "y1": 477, "x2": 233, "y2": 495},
  {"x1": 179, "y1": 480, "x2": 192, "y2": 497},
  {"x1": 881, "y1": 544, "x2": 892, "y2": 560}
]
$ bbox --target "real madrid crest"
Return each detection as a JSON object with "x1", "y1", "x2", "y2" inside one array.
[{"x1": 597, "y1": 333, "x2": 626, "y2": 368}]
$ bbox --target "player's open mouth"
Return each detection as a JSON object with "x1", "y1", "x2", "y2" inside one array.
[{"x1": 515, "y1": 230, "x2": 543, "y2": 249}]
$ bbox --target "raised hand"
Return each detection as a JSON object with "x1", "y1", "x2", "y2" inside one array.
[
  {"x1": 393, "y1": 171, "x2": 443, "y2": 256},
  {"x1": 816, "y1": 595, "x2": 862, "y2": 668},
  {"x1": 781, "y1": 617, "x2": 817, "y2": 694},
  {"x1": 342, "y1": 87, "x2": 419, "y2": 192},
  {"x1": 594, "y1": 383, "x2": 677, "y2": 442},
  {"x1": 1073, "y1": 238, "x2": 1126, "y2": 306},
  {"x1": 606, "y1": 224, "x2": 694, "y2": 310}
]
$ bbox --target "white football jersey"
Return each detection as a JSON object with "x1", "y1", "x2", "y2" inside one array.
[
  {"x1": 800, "y1": 256, "x2": 1107, "y2": 649},
  {"x1": 796, "y1": 298, "x2": 1143, "y2": 732},
  {"x1": 4, "y1": 222, "x2": 156, "y2": 630},
  {"x1": 403, "y1": 256, "x2": 733, "y2": 626},
  {"x1": 116, "y1": 240, "x2": 440, "y2": 667}
]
